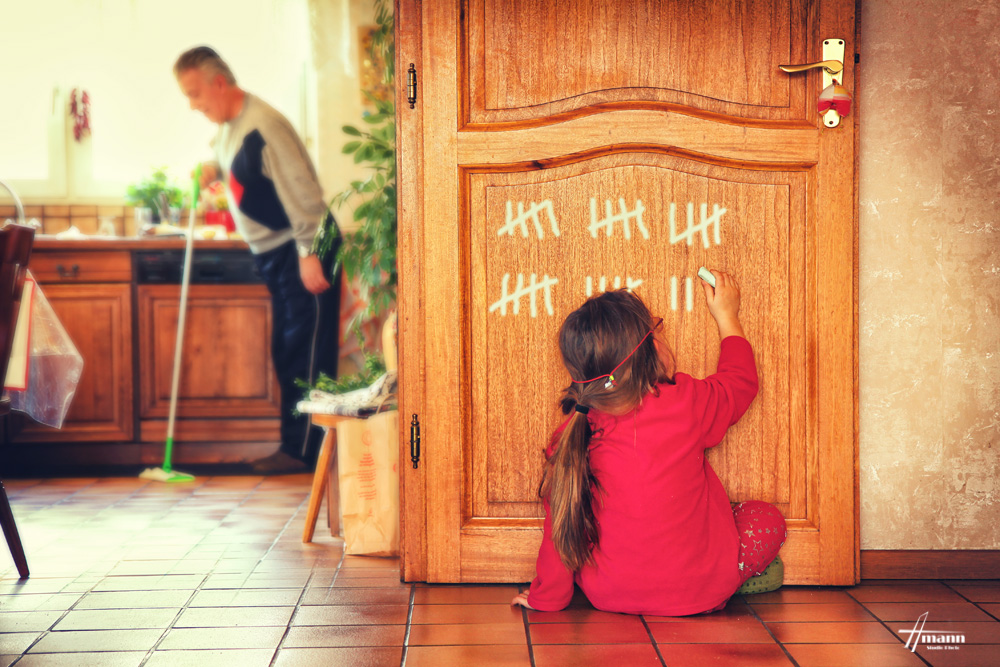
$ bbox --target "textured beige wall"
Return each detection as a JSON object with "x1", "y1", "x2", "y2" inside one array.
[{"x1": 859, "y1": 0, "x2": 1000, "y2": 549}]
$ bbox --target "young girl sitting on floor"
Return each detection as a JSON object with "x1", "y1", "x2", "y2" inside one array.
[{"x1": 512, "y1": 271, "x2": 786, "y2": 616}]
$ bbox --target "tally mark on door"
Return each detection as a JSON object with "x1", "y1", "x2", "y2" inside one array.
[
  {"x1": 489, "y1": 273, "x2": 559, "y2": 317},
  {"x1": 589, "y1": 198, "x2": 649, "y2": 240},
  {"x1": 585, "y1": 276, "x2": 643, "y2": 296},
  {"x1": 498, "y1": 200, "x2": 561, "y2": 239},
  {"x1": 669, "y1": 203, "x2": 727, "y2": 248}
]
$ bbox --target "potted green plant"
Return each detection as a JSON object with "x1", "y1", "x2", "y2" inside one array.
[{"x1": 125, "y1": 166, "x2": 184, "y2": 223}]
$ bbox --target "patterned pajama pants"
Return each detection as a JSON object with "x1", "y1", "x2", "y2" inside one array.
[{"x1": 733, "y1": 500, "x2": 787, "y2": 584}]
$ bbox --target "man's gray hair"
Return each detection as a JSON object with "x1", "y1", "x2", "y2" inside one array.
[{"x1": 174, "y1": 46, "x2": 237, "y2": 85}]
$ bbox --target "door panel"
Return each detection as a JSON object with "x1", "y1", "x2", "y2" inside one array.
[
  {"x1": 399, "y1": 0, "x2": 857, "y2": 585},
  {"x1": 467, "y1": 0, "x2": 809, "y2": 124}
]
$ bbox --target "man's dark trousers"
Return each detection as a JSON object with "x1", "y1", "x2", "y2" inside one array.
[{"x1": 253, "y1": 240, "x2": 341, "y2": 465}]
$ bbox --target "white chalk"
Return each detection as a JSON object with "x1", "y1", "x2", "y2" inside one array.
[{"x1": 697, "y1": 266, "x2": 716, "y2": 288}]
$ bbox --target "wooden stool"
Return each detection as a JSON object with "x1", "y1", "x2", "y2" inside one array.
[
  {"x1": 301, "y1": 312, "x2": 398, "y2": 544},
  {"x1": 302, "y1": 413, "x2": 349, "y2": 543}
]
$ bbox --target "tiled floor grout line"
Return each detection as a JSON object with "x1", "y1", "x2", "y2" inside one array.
[
  {"x1": 944, "y1": 580, "x2": 1000, "y2": 621},
  {"x1": 134, "y1": 580, "x2": 207, "y2": 667},
  {"x1": 843, "y1": 591, "x2": 935, "y2": 667},
  {"x1": 518, "y1": 585, "x2": 537, "y2": 667},
  {"x1": 639, "y1": 616, "x2": 668, "y2": 666},
  {"x1": 130, "y1": 479, "x2": 262, "y2": 666},
  {"x1": 399, "y1": 583, "x2": 416, "y2": 666},
  {"x1": 133, "y1": 480, "x2": 291, "y2": 666},
  {"x1": 742, "y1": 595, "x2": 802, "y2": 667},
  {"x1": 269, "y1": 567, "x2": 322, "y2": 667}
]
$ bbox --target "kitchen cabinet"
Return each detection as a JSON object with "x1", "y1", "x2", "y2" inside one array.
[
  {"x1": 20, "y1": 251, "x2": 133, "y2": 442},
  {"x1": 137, "y1": 283, "x2": 280, "y2": 433},
  {"x1": 7, "y1": 239, "x2": 281, "y2": 468}
]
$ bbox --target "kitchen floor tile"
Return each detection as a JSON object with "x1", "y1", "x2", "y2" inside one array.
[
  {"x1": 273, "y1": 647, "x2": 403, "y2": 666},
  {"x1": 744, "y1": 588, "x2": 855, "y2": 604},
  {"x1": 407, "y1": 622, "x2": 527, "y2": 645},
  {"x1": 750, "y1": 602, "x2": 876, "y2": 622},
  {"x1": 71, "y1": 591, "x2": 193, "y2": 610},
  {"x1": 0, "y1": 633, "x2": 42, "y2": 654},
  {"x1": 410, "y1": 603, "x2": 524, "y2": 625},
  {"x1": 0, "y1": 611, "x2": 62, "y2": 632},
  {"x1": 766, "y1": 621, "x2": 899, "y2": 643},
  {"x1": 282, "y1": 624, "x2": 405, "y2": 648},
  {"x1": 144, "y1": 649, "x2": 276, "y2": 667},
  {"x1": 656, "y1": 642, "x2": 794, "y2": 666},
  {"x1": 157, "y1": 626, "x2": 286, "y2": 650},
  {"x1": 173, "y1": 606, "x2": 294, "y2": 628},
  {"x1": 0, "y1": 594, "x2": 81, "y2": 612},
  {"x1": 529, "y1": 620, "x2": 651, "y2": 644},
  {"x1": 13, "y1": 652, "x2": 147, "y2": 667},
  {"x1": 412, "y1": 585, "x2": 518, "y2": 605},
  {"x1": 300, "y1": 587, "x2": 411, "y2": 606},
  {"x1": 403, "y1": 645, "x2": 531, "y2": 666},
  {"x1": 785, "y1": 642, "x2": 927, "y2": 667},
  {"x1": 53, "y1": 608, "x2": 179, "y2": 630},
  {"x1": 532, "y1": 643, "x2": 663, "y2": 666},
  {"x1": 947, "y1": 585, "x2": 1000, "y2": 603},
  {"x1": 863, "y1": 602, "x2": 996, "y2": 623},
  {"x1": 848, "y1": 584, "x2": 966, "y2": 603},
  {"x1": 292, "y1": 604, "x2": 409, "y2": 626},
  {"x1": 27, "y1": 629, "x2": 163, "y2": 653},
  {"x1": 650, "y1": 619, "x2": 774, "y2": 643},
  {"x1": 915, "y1": 644, "x2": 1000, "y2": 667}
]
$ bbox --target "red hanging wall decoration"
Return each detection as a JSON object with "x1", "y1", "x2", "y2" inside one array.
[{"x1": 70, "y1": 88, "x2": 91, "y2": 142}]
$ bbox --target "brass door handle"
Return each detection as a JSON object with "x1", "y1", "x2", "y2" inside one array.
[
  {"x1": 779, "y1": 60, "x2": 844, "y2": 76},
  {"x1": 778, "y1": 38, "x2": 848, "y2": 128}
]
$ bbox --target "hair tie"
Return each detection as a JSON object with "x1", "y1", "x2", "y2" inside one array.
[{"x1": 574, "y1": 404, "x2": 590, "y2": 415}]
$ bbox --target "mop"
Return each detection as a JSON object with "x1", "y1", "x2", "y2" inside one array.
[{"x1": 139, "y1": 166, "x2": 201, "y2": 483}]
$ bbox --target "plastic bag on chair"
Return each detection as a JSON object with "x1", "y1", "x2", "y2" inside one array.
[
  {"x1": 6, "y1": 274, "x2": 83, "y2": 428},
  {"x1": 335, "y1": 410, "x2": 399, "y2": 556}
]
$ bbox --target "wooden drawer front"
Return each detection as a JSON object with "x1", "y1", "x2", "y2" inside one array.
[{"x1": 32, "y1": 251, "x2": 132, "y2": 283}]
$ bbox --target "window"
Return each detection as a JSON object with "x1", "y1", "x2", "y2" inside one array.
[{"x1": 0, "y1": 0, "x2": 314, "y2": 203}]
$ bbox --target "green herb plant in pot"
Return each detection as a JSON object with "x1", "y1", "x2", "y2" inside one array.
[{"x1": 126, "y1": 166, "x2": 184, "y2": 224}]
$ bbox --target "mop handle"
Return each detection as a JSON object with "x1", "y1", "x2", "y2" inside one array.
[{"x1": 166, "y1": 165, "x2": 202, "y2": 444}]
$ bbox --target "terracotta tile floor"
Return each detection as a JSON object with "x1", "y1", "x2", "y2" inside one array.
[{"x1": 2, "y1": 475, "x2": 998, "y2": 666}]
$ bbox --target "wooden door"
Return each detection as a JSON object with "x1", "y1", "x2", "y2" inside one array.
[
  {"x1": 19, "y1": 282, "x2": 133, "y2": 442},
  {"x1": 397, "y1": 0, "x2": 858, "y2": 585}
]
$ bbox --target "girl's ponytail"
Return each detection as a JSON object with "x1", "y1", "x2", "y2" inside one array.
[
  {"x1": 540, "y1": 404, "x2": 601, "y2": 571},
  {"x1": 540, "y1": 289, "x2": 675, "y2": 572}
]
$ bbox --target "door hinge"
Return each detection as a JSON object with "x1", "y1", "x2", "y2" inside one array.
[
  {"x1": 409, "y1": 413, "x2": 421, "y2": 468},
  {"x1": 406, "y1": 63, "x2": 417, "y2": 109}
]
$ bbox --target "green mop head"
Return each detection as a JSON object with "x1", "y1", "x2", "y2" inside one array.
[
  {"x1": 139, "y1": 467, "x2": 195, "y2": 483},
  {"x1": 140, "y1": 437, "x2": 195, "y2": 482}
]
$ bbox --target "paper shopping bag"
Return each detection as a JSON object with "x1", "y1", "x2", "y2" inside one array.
[{"x1": 335, "y1": 410, "x2": 400, "y2": 556}]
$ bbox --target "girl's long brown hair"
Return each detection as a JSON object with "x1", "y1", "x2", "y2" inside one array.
[{"x1": 540, "y1": 290, "x2": 675, "y2": 571}]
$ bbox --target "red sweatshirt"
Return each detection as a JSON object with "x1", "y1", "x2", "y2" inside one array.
[{"x1": 527, "y1": 336, "x2": 759, "y2": 616}]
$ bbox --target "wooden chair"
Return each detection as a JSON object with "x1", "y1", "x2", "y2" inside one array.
[
  {"x1": 0, "y1": 224, "x2": 35, "y2": 578},
  {"x1": 302, "y1": 312, "x2": 397, "y2": 543}
]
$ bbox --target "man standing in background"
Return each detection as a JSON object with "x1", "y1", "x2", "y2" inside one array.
[{"x1": 174, "y1": 46, "x2": 341, "y2": 474}]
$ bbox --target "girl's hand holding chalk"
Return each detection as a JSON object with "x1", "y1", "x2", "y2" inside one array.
[{"x1": 700, "y1": 268, "x2": 745, "y2": 339}]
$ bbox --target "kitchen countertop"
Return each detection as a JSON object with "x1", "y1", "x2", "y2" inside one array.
[{"x1": 34, "y1": 236, "x2": 250, "y2": 251}]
